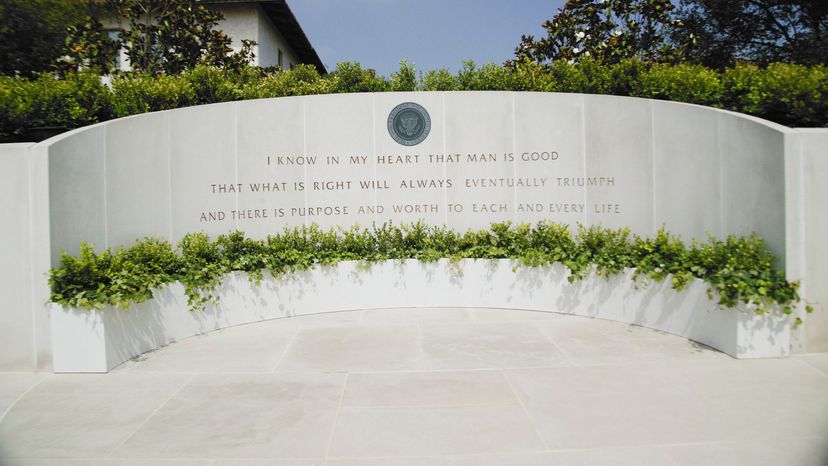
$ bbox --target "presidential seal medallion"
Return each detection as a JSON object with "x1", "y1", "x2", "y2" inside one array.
[{"x1": 388, "y1": 102, "x2": 431, "y2": 146}]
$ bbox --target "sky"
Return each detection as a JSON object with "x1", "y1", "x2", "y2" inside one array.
[{"x1": 287, "y1": 0, "x2": 566, "y2": 77}]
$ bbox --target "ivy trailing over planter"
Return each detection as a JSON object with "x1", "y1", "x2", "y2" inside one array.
[{"x1": 48, "y1": 222, "x2": 811, "y2": 318}]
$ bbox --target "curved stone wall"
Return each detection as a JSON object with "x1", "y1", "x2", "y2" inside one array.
[
  {"x1": 24, "y1": 92, "x2": 814, "y2": 370},
  {"x1": 38, "y1": 92, "x2": 793, "y2": 266}
]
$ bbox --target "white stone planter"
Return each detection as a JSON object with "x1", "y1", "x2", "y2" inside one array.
[{"x1": 50, "y1": 259, "x2": 792, "y2": 373}]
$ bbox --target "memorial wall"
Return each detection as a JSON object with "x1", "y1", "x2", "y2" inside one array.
[
  {"x1": 8, "y1": 91, "x2": 828, "y2": 370},
  {"x1": 44, "y1": 92, "x2": 789, "y2": 264}
]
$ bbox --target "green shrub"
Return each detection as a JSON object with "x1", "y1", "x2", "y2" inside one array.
[
  {"x1": 753, "y1": 63, "x2": 828, "y2": 127},
  {"x1": 454, "y1": 60, "x2": 557, "y2": 92},
  {"x1": 389, "y1": 61, "x2": 418, "y2": 92},
  {"x1": 243, "y1": 64, "x2": 331, "y2": 98},
  {"x1": 633, "y1": 63, "x2": 724, "y2": 106},
  {"x1": 1, "y1": 60, "x2": 826, "y2": 143},
  {"x1": 0, "y1": 76, "x2": 25, "y2": 141},
  {"x1": 49, "y1": 222, "x2": 806, "y2": 315},
  {"x1": 0, "y1": 72, "x2": 112, "y2": 140},
  {"x1": 569, "y1": 225, "x2": 636, "y2": 280},
  {"x1": 689, "y1": 233, "x2": 799, "y2": 313},
  {"x1": 721, "y1": 63, "x2": 764, "y2": 115},
  {"x1": 23, "y1": 72, "x2": 112, "y2": 127},
  {"x1": 111, "y1": 73, "x2": 195, "y2": 117},
  {"x1": 607, "y1": 58, "x2": 648, "y2": 96},
  {"x1": 632, "y1": 229, "x2": 693, "y2": 289},
  {"x1": 180, "y1": 66, "x2": 257, "y2": 105},
  {"x1": 419, "y1": 68, "x2": 457, "y2": 91},
  {"x1": 329, "y1": 62, "x2": 387, "y2": 93},
  {"x1": 457, "y1": 61, "x2": 513, "y2": 90},
  {"x1": 549, "y1": 58, "x2": 611, "y2": 94},
  {"x1": 49, "y1": 239, "x2": 181, "y2": 309},
  {"x1": 509, "y1": 59, "x2": 557, "y2": 92},
  {"x1": 49, "y1": 243, "x2": 114, "y2": 310}
]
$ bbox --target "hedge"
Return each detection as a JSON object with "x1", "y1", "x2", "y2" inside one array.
[
  {"x1": 48, "y1": 222, "x2": 809, "y2": 319},
  {"x1": 2, "y1": 59, "x2": 827, "y2": 142}
]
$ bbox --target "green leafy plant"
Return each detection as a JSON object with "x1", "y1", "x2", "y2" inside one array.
[
  {"x1": 632, "y1": 62, "x2": 724, "y2": 106},
  {"x1": 513, "y1": 0, "x2": 684, "y2": 66},
  {"x1": 108, "y1": 0, "x2": 256, "y2": 76},
  {"x1": 111, "y1": 72, "x2": 195, "y2": 117},
  {"x1": 49, "y1": 222, "x2": 808, "y2": 317},
  {"x1": 2, "y1": 59, "x2": 827, "y2": 142}
]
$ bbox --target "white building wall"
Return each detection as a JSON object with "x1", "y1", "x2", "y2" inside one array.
[
  {"x1": 105, "y1": 3, "x2": 304, "y2": 71},
  {"x1": 214, "y1": 4, "x2": 260, "y2": 66},
  {"x1": 254, "y1": 5, "x2": 299, "y2": 69},
  {"x1": 215, "y1": 3, "x2": 299, "y2": 69}
]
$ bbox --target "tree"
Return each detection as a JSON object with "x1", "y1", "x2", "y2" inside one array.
[
  {"x1": 676, "y1": 0, "x2": 828, "y2": 67},
  {"x1": 58, "y1": 15, "x2": 120, "y2": 75},
  {"x1": 0, "y1": 0, "x2": 89, "y2": 77},
  {"x1": 514, "y1": 0, "x2": 684, "y2": 66},
  {"x1": 62, "y1": 0, "x2": 256, "y2": 75},
  {"x1": 515, "y1": 0, "x2": 828, "y2": 68}
]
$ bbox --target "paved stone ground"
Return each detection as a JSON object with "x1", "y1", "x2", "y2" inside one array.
[{"x1": 1, "y1": 308, "x2": 827, "y2": 466}]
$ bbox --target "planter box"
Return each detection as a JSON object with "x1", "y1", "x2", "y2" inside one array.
[{"x1": 50, "y1": 259, "x2": 792, "y2": 373}]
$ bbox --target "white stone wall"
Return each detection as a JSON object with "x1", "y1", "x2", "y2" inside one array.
[
  {"x1": 791, "y1": 129, "x2": 828, "y2": 352},
  {"x1": 0, "y1": 144, "x2": 36, "y2": 370},
  {"x1": 3, "y1": 92, "x2": 827, "y2": 371},
  {"x1": 39, "y1": 93, "x2": 792, "y2": 256}
]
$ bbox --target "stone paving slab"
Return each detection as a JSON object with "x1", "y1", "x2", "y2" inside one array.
[
  {"x1": 0, "y1": 373, "x2": 47, "y2": 422},
  {"x1": 1, "y1": 308, "x2": 827, "y2": 465}
]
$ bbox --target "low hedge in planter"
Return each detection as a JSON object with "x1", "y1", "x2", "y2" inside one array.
[{"x1": 48, "y1": 222, "x2": 811, "y2": 319}]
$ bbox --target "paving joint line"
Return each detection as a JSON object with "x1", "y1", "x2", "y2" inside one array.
[
  {"x1": 269, "y1": 328, "x2": 301, "y2": 373},
  {"x1": 0, "y1": 374, "x2": 49, "y2": 426},
  {"x1": 337, "y1": 401, "x2": 521, "y2": 410},
  {"x1": 415, "y1": 322, "x2": 428, "y2": 371},
  {"x1": 790, "y1": 355, "x2": 828, "y2": 380},
  {"x1": 499, "y1": 369, "x2": 553, "y2": 452},
  {"x1": 322, "y1": 372, "x2": 350, "y2": 465},
  {"x1": 535, "y1": 322, "x2": 579, "y2": 368},
  {"x1": 104, "y1": 374, "x2": 195, "y2": 458}
]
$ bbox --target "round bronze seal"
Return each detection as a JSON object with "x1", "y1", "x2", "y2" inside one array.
[{"x1": 388, "y1": 102, "x2": 431, "y2": 146}]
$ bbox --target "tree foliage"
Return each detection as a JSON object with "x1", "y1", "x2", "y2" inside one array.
[
  {"x1": 58, "y1": 14, "x2": 120, "y2": 75},
  {"x1": 516, "y1": 0, "x2": 828, "y2": 68},
  {"x1": 0, "y1": 0, "x2": 89, "y2": 77},
  {"x1": 61, "y1": 0, "x2": 256, "y2": 75},
  {"x1": 514, "y1": 0, "x2": 684, "y2": 65},
  {"x1": 677, "y1": 0, "x2": 828, "y2": 68}
]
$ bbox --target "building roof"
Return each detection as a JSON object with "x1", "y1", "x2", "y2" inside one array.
[{"x1": 206, "y1": 0, "x2": 326, "y2": 74}]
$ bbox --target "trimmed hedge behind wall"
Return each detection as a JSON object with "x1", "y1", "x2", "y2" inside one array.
[{"x1": 1, "y1": 59, "x2": 827, "y2": 142}]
